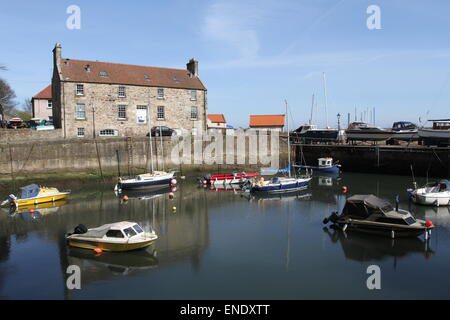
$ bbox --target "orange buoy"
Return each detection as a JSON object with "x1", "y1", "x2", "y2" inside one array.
[
  {"x1": 29, "y1": 208, "x2": 34, "y2": 213},
  {"x1": 169, "y1": 192, "x2": 174, "y2": 199},
  {"x1": 341, "y1": 186, "x2": 348, "y2": 193},
  {"x1": 122, "y1": 195, "x2": 129, "y2": 200},
  {"x1": 425, "y1": 220, "x2": 433, "y2": 227},
  {"x1": 93, "y1": 248, "x2": 102, "y2": 254}
]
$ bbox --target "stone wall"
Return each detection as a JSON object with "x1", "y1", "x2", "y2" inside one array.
[
  {"x1": 0, "y1": 133, "x2": 288, "y2": 178},
  {"x1": 58, "y1": 81, "x2": 207, "y2": 139},
  {"x1": 0, "y1": 128, "x2": 63, "y2": 143}
]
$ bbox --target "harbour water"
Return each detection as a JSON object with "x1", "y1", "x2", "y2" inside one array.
[{"x1": 1, "y1": 172, "x2": 450, "y2": 299}]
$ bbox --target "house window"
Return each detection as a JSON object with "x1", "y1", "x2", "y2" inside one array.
[
  {"x1": 136, "y1": 105, "x2": 148, "y2": 124},
  {"x1": 99, "y1": 71, "x2": 108, "y2": 77},
  {"x1": 77, "y1": 128, "x2": 85, "y2": 137},
  {"x1": 99, "y1": 129, "x2": 118, "y2": 137},
  {"x1": 190, "y1": 90, "x2": 197, "y2": 101},
  {"x1": 47, "y1": 100, "x2": 53, "y2": 109},
  {"x1": 157, "y1": 106, "x2": 165, "y2": 120},
  {"x1": 118, "y1": 86, "x2": 126, "y2": 98},
  {"x1": 192, "y1": 128, "x2": 198, "y2": 136},
  {"x1": 118, "y1": 105, "x2": 127, "y2": 120},
  {"x1": 75, "y1": 103, "x2": 86, "y2": 119},
  {"x1": 157, "y1": 88, "x2": 164, "y2": 99},
  {"x1": 191, "y1": 106, "x2": 198, "y2": 120},
  {"x1": 76, "y1": 84, "x2": 84, "y2": 96}
]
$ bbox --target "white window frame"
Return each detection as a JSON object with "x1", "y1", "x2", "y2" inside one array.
[
  {"x1": 190, "y1": 90, "x2": 197, "y2": 101},
  {"x1": 99, "y1": 129, "x2": 118, "y2": 137},
  {"x1": 75, "y1": 103, "x2": 86, "y2": 120},
  {"x1": 76, "y1": 84, "x2": 84, "y2": 96},
  {"x1": 117, "y1": 105, "x2": 127, "y2": 120},
  {"x1": 118, "y1": 86, "x2": 126, "y2": 98},
  {"x1": 77, "y1": 128, "x2": 85, "y2": 137},
  {"x1": 47, "y1": 100, "x2": 53, "y2": 109},
  {"x1": 157, "y1": 88, "x2": 165, "y2": 99},
  {"x1": 157, "y1": 106, "x2": 165, "y2": 121},
  {"x1": 191, "y1": 106, "x2": 198, "y2": 120}
]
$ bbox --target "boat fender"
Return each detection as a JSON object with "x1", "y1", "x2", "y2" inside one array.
[
  {"x1": 341, "y1": 186, "x2": 348, "y2": 193},
  {"x1": 93, "y1": 248, "x2": 102, "y2": 254},
  {"x1": 74, "y1": 224, "x2": 88, "y2": 235},
  {"x1": 170, "y1": 179, "x2": 177, "y2": 185}
]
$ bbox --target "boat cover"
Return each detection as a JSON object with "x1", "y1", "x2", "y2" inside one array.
[
  {"x1": 343, "y1": 195, "x2": 394, "y2": 218},
  {"x1": 81, "y1": 224, "x2": 116, "y2": 238},
  {"x1": 20, "y1": 184, "x2": 40, "y2": 199}
]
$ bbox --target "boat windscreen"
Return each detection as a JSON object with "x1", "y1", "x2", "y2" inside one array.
[{"x1": 20, "y1": 184, "x2": 40, "y2": 199}]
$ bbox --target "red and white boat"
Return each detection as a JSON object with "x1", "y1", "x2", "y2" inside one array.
[{"x1": 202, "y1": 173, "x2": 259, "y2": 186}]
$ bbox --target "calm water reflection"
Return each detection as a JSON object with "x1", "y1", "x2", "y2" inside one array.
[{"x1": 1, "y1": 172, "x2": 450, "y2": 299}]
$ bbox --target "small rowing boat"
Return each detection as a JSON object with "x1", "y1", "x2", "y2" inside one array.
[{"x1": 201, "y1": 172, "x2": 259, "y2": 185}]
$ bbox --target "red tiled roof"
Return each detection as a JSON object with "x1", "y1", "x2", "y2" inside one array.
[
  {"x1": 32, "y1": 85, "x2": 52, "y2": 99},
  {"x1": 208, "y1": 114, "x2": 226, "y2": 123},
  {"x1": 60, "y1": 59, "x2": 206, "y2": 90},
  {"x1": 249, "y1": 115, "x2": 285, "y2": 127}
]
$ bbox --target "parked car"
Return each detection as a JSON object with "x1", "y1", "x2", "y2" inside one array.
[
  {"x1": 7, "y1": 118, "x2": 26, "y2": 129},
  {"x1": 147, "y1": 126, "x2": 176, "y2": 137}
]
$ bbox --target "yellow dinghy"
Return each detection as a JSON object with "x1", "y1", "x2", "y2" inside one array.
[
  {"x1": 66, "y1": 221, "x2": 158, "y2": 252},
  {"x1": 1, "y1": 184, "x2": 70, "y2": 207}
]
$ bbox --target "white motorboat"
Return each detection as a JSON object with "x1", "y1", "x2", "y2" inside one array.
[
  {"x1": 66, "y1": 221, "x2": 158, "y2": 252},
  {"x1": 418, "y1": 119, "x2": 450, "y2": 147},
  {"x1": 346, "y1": 122, "x2": 393, "y2": 142},
  {"x1": 390, "y1": 121, "x2": 419, "y2": 141},
  {"x1": 408, "y1": 180, "x2": 450, "y2": 206}
]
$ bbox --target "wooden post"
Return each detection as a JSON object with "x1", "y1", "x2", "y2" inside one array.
[
  {"x1": 94, "y1": 139, "x2": 104, "y2": 182},
  {"x1": 8, "y1": 143, "x2": 15, "y2": 190},
  {"x1": 116, "y1": 149, "x2": 121, "y2": 177}
]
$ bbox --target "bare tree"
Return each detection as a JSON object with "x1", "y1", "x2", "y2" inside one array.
[
  {"x1": 0, "y1": 78, "x2": 17, "y2": 117},
  {"x1": 23, "y1": 98, "x2": 32, "y2": 113}
]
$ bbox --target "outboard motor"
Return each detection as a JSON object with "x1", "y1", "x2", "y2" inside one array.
[
  {"x1": 395, "y1": 195, "x2": 399, "y2": 211},
  {"x1": 323, "y1": 211, "x2": 339, "y2": 224},
  {"x1": 73, "y1": 224, "x2": 88, "y2": 235}
]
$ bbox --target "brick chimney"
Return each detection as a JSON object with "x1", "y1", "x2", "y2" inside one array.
[{"x1": 187, "y1": 58, "x2": 198, "y2": 77}]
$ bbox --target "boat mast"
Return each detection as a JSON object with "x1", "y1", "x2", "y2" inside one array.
[
  {"x1": 309, "y1": 94, "x2": 314, "y2": 125},
  {"x1": 148, "y1": 109, "x2": 154, "y2": 173},
  {"x1": 285, "y1": 99, "x2": 291, "y2": 178},
  {"x1": 323, "y1": 72, "x2": 329, "y2": 128},
  {"x1": 159, "y1": 126, "x2": 165, "y2": 171}
]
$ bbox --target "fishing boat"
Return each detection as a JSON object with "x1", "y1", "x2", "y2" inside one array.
[
  {"x1": 294, "y1": 157, "x2": 341, "y2": 173},
  {"x1": 66, "y1": 221, "x2": 158, "y2": 252},
  {"x1": 246, "y1": 100, "x2": 312, "y2": 194},
  {"x1": 201, "y1": 172, "x2": 259, "y2": 186},
  {"x1": 418, "y1": 119, "x2": 450, "y2": 147},
  {"x1": 407, "y1": 180, "x2": 450, "y2": 206},
  {"x1": 323, "y1": 194, "x2": 434, "y2": 238},
  {"x1": 346, "y1": 122, "x2": 393, "y2": 142},
  {"x1": 389, "y1": 121, "x2": 419, "y2": 141},
  {"x1": 1, "y1": 184, "x2": 70, "y2": 207},
  {"x1": 115, "y1": 171, "x2": 175, "y2": 191}
]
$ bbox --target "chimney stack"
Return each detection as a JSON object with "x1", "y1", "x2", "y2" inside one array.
[
  {"x1": 187, "y1": 58, "x2": 198, "y2": 77},
  {"x1": 53, "y1": 43, "x2": 62, "y2": 73}
]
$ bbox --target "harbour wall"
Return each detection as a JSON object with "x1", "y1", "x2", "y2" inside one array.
[
  {"x1": 296, "y1": 144, "x2": 449, "y2": 178},
  {"x1": 0, "y1": 133, "x2": 288, "y2": 184}
]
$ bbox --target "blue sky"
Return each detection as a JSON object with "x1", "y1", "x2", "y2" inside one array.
[{"x1": 0, "y1": 0, "x2": 449, "y2": 128}]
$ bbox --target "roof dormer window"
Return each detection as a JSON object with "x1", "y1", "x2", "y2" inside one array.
[{"x1": 99, "y1": 71, "x2": 108, "y2": 77}]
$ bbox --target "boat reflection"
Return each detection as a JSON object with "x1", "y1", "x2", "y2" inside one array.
[
  {"x1": 2, "y1": 200, "x2": 69, "y2": 221},
  {"x1": 116, "y1": 186, "x2": 176, "y2": 200},
  {"x1": 67, "y1": 247, "x2": 158, "y2": 277},
  {"x1": 323, "y1": 227, "x2": 433, "y2": 263},
  {"x1": 242, "y1": 189, "x2": 312, "y2": 202},
  {"x1": 410, "y1": 204, "x2": 450, "y2": 227}
]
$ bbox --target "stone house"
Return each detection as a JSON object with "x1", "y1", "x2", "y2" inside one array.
[
  {"x1": 207, "y1": 114, "x2": 227, "y2": 133},
  {"x1": 51, "y1": 43, "x2": 207, "y2": 139},
  {"x1": 32, "y1": 84, "x2": 53, "y2": 121},
  {"x1": 249, "y1": 115, "x2": 285, "y2": 131}
]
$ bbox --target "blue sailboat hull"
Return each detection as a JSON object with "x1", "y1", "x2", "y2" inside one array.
[
  {"x1": 295, "y1": 165, "x2": 340, "y2": 173},
  {"x1": 118, "y1": 178, "x2": 172, "y2": 190},
  {"x1": 252, "y1": 179, "x2": 310, "y2": 193}
]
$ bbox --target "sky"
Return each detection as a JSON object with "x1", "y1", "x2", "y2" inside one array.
[{"x1": 0, "y1": 0, "x2": 449, "y2": 128}]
